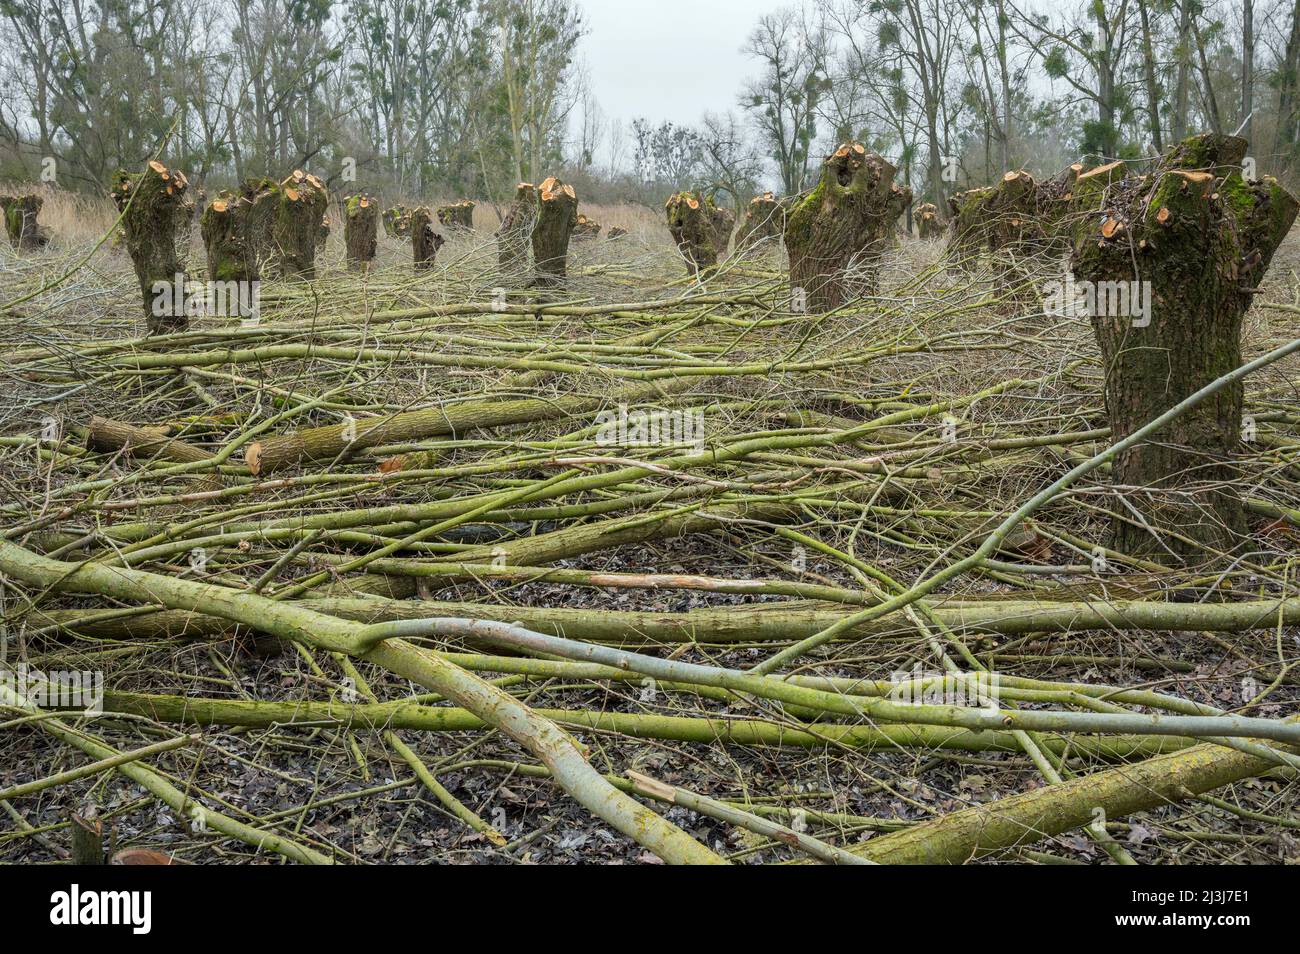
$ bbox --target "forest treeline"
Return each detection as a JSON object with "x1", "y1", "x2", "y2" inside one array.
[{"x1": 0, "y1": 0, "x2": 1293, "y2": 213}]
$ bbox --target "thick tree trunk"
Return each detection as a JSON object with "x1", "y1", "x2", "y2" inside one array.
[
  {"x1": 532, "y1": 177, "x2": 577, "y2": 287},
  {"x1": 945, "y1": 186, "x2": 993, "y2": 267},
  {"x1": 1068, "y1": 134, "x2": 1299, "y2": 562},
  {"x1": 915, "y1": 202, "x2": 942, "y2": 239},
  {"x1": 709, "y1": 204, "x2": 735, "y2": 257},
  {"x1": 1, "y1": 194, "x2": 50, "y2": 250},
  {"x1": 343, "y1": 194, "x2": 379, "y2": 271},
  {"x1": 111, "y1": 161, "x2": 191, "y2": 334},
  {"x1": 735, "y1": 192, "x2": 785, "y2": 250},
  {"x1": 573, "y1": 213, "x2": 602, "y2": 240},
  {"x1": 437, "y1": 200, "x2": 476, "y2": 230},
  {"x1": 497, "y1": 182, "x2": 536, "y2": 282},
  {"x1": 273, "y1": 170, "x2": 328, "y2": 279},
  {"x1": 410, "y1": 207, "x2": 444, "y2": 271},
  {"x1": 666, "y1": 191, "x2": 718, "y2": 276},
  {"x1": 200, "y1": 178, "x2": 278, "y2": 284},
  {"x1": 784, "y1": 143, "x2": 912, "y2": 310}
]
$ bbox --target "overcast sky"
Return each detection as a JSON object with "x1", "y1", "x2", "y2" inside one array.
[{"x1": 579, "y1": 0, "x2": 766, "y2": 134}]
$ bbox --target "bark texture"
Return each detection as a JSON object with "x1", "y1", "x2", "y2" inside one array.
[
  {"x1": 784, "y1": 143, "x2": 912, "y2": 311},
  {"x1": 200, "y1": 178, "x2": 278, "y2": 283},
  {"x1": 665, "y1": 191, "x2": 718, "y2": 276},
  {"x1": 573, "y1": 213, "x2": 602, "y2": 240},
  {"x1": 1, "y1": 194, "x2": 50, "y2": 250},
  {"x1": 273, "y1": 170, "x2": 328, "y2": 278},
  {"x1": 531, "y1": 177, "x2": 577, "y2": 287},
  {"x1": 111, "y1": 161, "x2": 192, "y2": 333},
  {"x1": 497, "y1": 182, "x2": 537, "y2": 281},
  {"x1": 915, "y1": 202, "x2": 942, "y2": 239},
  {"x1": 410, "y1": 206, "x2": 444, "y2": 271},
  {"x1": 343, "y1": 193, "x2": 379, "y2": 270},
  {"x1": 437, "y1": 200, "x2": 476, "y2": 230},
  {"x1": 1068, "y1": 134, "x2": 1299, "y2": 562},
  {"x1": 383, "y1": 204, "x2": 413, "y2": 238},
  {"x1": 735, "y1": 192, "x2": 785, "y2": 250},
  {"x1": 709, "y1": 204, "x2": 735, "y2": 256}
]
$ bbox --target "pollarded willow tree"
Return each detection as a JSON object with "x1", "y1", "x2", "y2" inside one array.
[
  {"x1": 665, "y1": 191, "x2": 720, "y2": 276},
  {"x1": 735, "y1": 191, "x2": 785, "y2": 250},
  {"x1": 273, "y1": 171, "x2": 329, "y2": 279},
  {"x1": 344, "y1": 194, "x2": 379, "y2": 270},
  {"x1": 410, "y1": 207, "x2": 444, "y2": 270},
  {"x1": 200, "y1": 179, "x2": 280, "y2": 283},
  {"x1": 1067, "y1": 133, "x2": 1298, "y2": 562},
  {"x1": 1, "y1": 194, "x2": 50, "y2": 250},
  {"x1": 110, "y1": 161, "x2": 192, "y2": 333},
  {"x1": 532, "y1": 177, "x2": 577, "y2": 287},
  {"x1": 784, "y1": 142, "x2": 912, "y2": 311},
  {"x1": 497, "y1": 182, "x2": 537, "y2": 281}
]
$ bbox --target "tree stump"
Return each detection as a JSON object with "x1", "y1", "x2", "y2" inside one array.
[
  {"x1": 915, "y1": 202, "x2": 942, "y2": 239},
  {"x1": 607, "y1": 226, "x2": 628, "y2": 240},
  {"x1": 1, "y1": 195, "x2": 51, "y2": 250},
  {"x1": 437, "y1": 200, "x2": 476, "y2": 230},
  {"x1": 735, "y1": 192, "x2": 785, "y2": 250},
  {"x1": 1067, "y1": 133, "x2": 1298, "y2": 562},
  {"x1": 784, "y1": 142, "x2": 912, "y2": 310},
  {"x1": 274, "y1": 170, "x2": 328, "y2": 278},
  {"x1": 410, "y1": 207, "x2": 445, "y2": 271},
  {"x1": 343, "y1": 193, "x2": 379, "y2": 270},
  {"x1": 111, "y1": 161, "x2": 192, "y2": 333},
  {"x1": 709, "y1": 204, "x2": 735, "y2": 257},
  {"x1": 665, "y1": 191, "x2": 718, "y2": 276},
  {"x1": 497, "y1": 182, "x2": 537, "y2": 281},
  {"x1": 532, "y1": 177, "x2": 577, "y2": 287},
  {"x1": 200, "y1": 178, "x2": 279, "y2": 284},
  {"x1": 573, "y1": 213, "x2": 602, "y2": 240},
  {"x1": 383, "y1": 205, "x2": 413, "y2": 238}
]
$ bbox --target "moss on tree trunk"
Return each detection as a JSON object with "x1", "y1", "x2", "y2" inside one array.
[
  {"x1": 410, "y1": 207, "x2": 444, "y2": 271},
  {"x1": 532, "y1": 177, "x2": 577, "y2": 287},
  {"x1": 1067, "y1": 134, "x2": 1299, "y2": 563},
  {"x1": 437, "y1": 200, "x2": 475, "y2": 230},
  {"x1": 1, "y1": 194, "x2": 50, "y2": 250},
  {"x1": 200, "y1": 178, "x2": 279, "y2": 284},
  {"x1": 273, "y1": 170, "x2": 328, "y2": 279},
  {"x1": 784, "y1": 142, "x2": 912, "y2": 311},
  {"x1": 665, "y1": 191, "x2": 718, "y2": 276},
  {"x1": 915, "y1": 202, "x2": 942, "y2": 239},
  {"x1": 110, "y1": 161, "x2": 192, "y2": 334},
  {"x1": 343, "y1": 193, "x2": 379, "y2": 270},
  {"x1": 383, "y1": 204, "x2": 413, "y2": 238}
]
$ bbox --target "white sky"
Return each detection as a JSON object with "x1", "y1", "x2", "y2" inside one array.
[{"x1": 578, "y1": 0, "x2": 770, "y2": 132}]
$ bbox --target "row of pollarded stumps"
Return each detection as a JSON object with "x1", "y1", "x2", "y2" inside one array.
[
  {"x1": 1, "y1": 194, "x2": 51, "y2": 250},
  {"x1": 437, "y1": 200, "x2": 476, "y2": 230},
  {"x1": 784, "y1": 142, "x2": 913, "y2": 312},
  {"x1": 495, "y1": 178, "x2": 580, "y2": 287},
  {"x1": 944, "y1": 161, "x2": 1089, "y2": 266}
]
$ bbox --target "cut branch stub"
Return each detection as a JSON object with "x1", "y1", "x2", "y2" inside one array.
[
  {"x1": 784, "y1": 142, "x2": 912, "y2": 311},
  {"x1": 111, "y1": 161, "x2": 191, "y2": 333},
  {"x1": 200, "y1": 178, "x2": 279, "y2": 284},
  {"x1": 410, "y1": 207, "x2": 444, "y2": 271},
  {"x1": 573, "y1": 213, "x2": 602, "y2": 240},
  {"x1": 735, "y1": 192, "x2": 785, "y2": 250},
  {"x1": 382, "y1": 204, "x2": 412, "y2": 238},
  {"x1": 532, "y1": 177, "x2": 578, "y2": 287},
  {"x1": 1067, "y1": 133, "x2": 1299, "y2": 562},
  {"x1": 915, "y1": 202, "x2": 941, "y2": 239},
  {"x1": 436, "y1": 200, "x2": 476, "y2": 230},
  {"x1": 343, "y1": 193, "x2": 379, "y2": 270},
  {"x1": 1, "y1": 194, "x2": 50, "y2": 250},
  {"x1": 665, "y1": 191, "x2": 718, "y2": 276},
  {"x1": 497, "y1": 182, "x2": 537, "y2": 281},
  {"x1": 273, "y1": 170, "x2": 328, "y2": 278}
]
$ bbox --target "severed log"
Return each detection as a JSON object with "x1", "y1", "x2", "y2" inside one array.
[
  {"x1": 531, "y1": 176, "x2": 578, "y2": 287},
  {"x1": 0, "y1": 538, "x2": 726, "y2": 866},
  {"x1": 111, "y1": 161, "x2": 192, "y2": 333},
  {"x1": 1066, "y1": 134, "x2": 1299, "y2": 562},
  {"x1": 343, "y1": 193, "x2": 378, "y2": 270},
  {"x1": 200, "y1": 178, "x2": 279, "y2": 283},
  {"x1": 496, "y1": 181, "x2": 536, "y2": 281},
  {"x1": 734, "y1": 191, "x2": 785, "y2": 250},
  {"x1": 1, "y1": 194, "x2": 51, "y2": 250},
  {"x1": 573, "y1": 213, "x2": 602, "y2": 240},
  {"x1": 665, "y1": 191, "x2": 718, "y2": 276},
  {"x1": 409, "y1": 207, "x2": 444, "y2": 271},
  {"x1": 436, "y1": 200, "x2": 476, "y2": 230},
  {"x1": 86, "y1": 416, "x2": 223, "y2": 491},
  {"x1": 272, "y1": 169, "x2": 328, "y2": 278},
  {"x1": 243, "y1": 379, "x2": 684, "y2": 475},
  {"x1": 784, "y1": 142, "x2": 913, "y2": 311}
]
